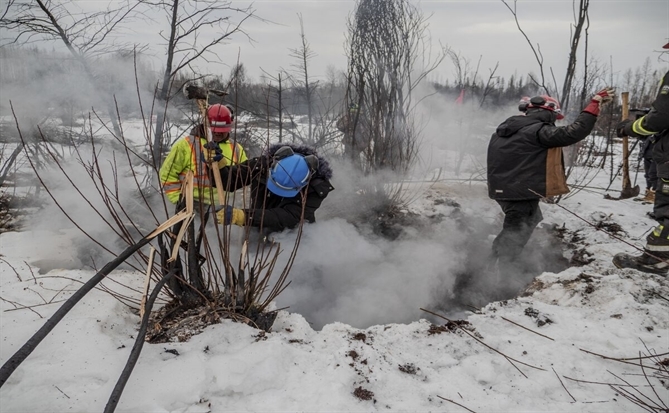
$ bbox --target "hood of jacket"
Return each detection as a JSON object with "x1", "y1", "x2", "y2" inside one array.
[
  {"x1": 265, "y1": 143, "x2": 333, "y2": 180},
  {"x1": 496, "y1": 111, "x2": 554, "y2": 138}
]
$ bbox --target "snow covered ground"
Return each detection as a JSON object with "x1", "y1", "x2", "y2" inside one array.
[{"x1": 2, "y1": 137, "x2": 668, "y2": 412}]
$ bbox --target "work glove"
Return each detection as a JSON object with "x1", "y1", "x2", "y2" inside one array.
[
  {"x1": 202, "y1": 141, "x2": 223, "y2": 164},
  {"x1": 583, "y1": 87, "x2": 616, "y2": 116},
  {"x1": 216, "y1": 205, "x2": 246, "y2": 226},
  {"x1": 616, "y1": 119, "x2": 633, "y2": 137}
]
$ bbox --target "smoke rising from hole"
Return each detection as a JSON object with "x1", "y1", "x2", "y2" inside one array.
[{"x1": 4, "y1": 58, "x2": 573, "y2": 328}]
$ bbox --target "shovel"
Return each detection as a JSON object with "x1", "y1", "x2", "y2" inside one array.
[{"x1": 619, "y1": 91, "x2": 641, "y2": 199}]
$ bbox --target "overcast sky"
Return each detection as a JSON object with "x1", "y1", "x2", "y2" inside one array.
[
  {"x1": 3, "y1": 0, "x2": 669, "y2": 86},
  {"x1": 213, "y1": 0, "x2": 669, "y2": 84}
]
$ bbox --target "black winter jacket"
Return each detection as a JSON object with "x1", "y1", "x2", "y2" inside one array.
[
  {"x1": 487, "y1": 109, "x2": 597, "y2": 200},
  {"x1": 216, "y1": 143, "x2": 334, "y2": 232},
  {"x1": 625, "y1": 71, "x2": 669, "y2": 177},
  {"x1": 625, "y1": 71, "x2": 669, "y2": 140}
]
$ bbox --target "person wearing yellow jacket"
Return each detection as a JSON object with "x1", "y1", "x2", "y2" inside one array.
[
  {"x1": 159, "y1": 104, "x2": 247, "y2": 205},
  {"x1": 158, "y1": 104, "x2": 247, "y2": 304}
]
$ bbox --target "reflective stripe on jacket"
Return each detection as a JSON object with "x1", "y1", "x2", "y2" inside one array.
[
  {"x1": 631, "y1": 71, "x2": 669, "y2": 137},
  {"x1": 159, "y1": 135, "x2": 247, "y2": 204}
]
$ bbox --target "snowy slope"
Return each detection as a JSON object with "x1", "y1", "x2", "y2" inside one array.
[{"x1": 2, "y1": 157, "x2": 668, "y2": 412}]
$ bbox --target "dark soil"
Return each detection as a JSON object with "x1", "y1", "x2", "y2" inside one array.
[
  {"x1": 352, "y1": 332, "x2": 367, "y2": 342},
  {"x1": 398, "y1": 363, "x2": 419, "y2": 375},
  {"x1": 427, "y1": 324, "x2": 449, "y2": 335},
  {"x1": 146, "y1": 298, "x2": 278, "y2": 343},
  {"x1": 353, "y1": 386, "x2": 375, "y2": 401}
]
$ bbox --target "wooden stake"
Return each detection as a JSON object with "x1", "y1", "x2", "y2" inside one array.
[{"x1": 621, "y1": 92, "x2": 632, "y2": 190}]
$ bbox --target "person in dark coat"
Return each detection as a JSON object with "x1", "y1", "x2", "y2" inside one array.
[
  {"x1": 487, "y1": 88, "x2": 615, "y2": 264},
  {"x1": 213, "y1": 143, "x2": 334, "y2": 234},
  {"x1": 613, "y1": 43, "x2": 669, "y2": 274},
  {"x1": 639, "y1": 133, "x2": 657, "y2": 202}
]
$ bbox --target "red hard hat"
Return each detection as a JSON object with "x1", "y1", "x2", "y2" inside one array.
[
  {"x1": 664, "y1": 41, "x2": 669, "y2": 49},
  {"x1": 208, "y1": 104, "x2": 233, "y2": 133},
  {"x1": 527, "y1": 95, "x2": 564, "y2": 120}
]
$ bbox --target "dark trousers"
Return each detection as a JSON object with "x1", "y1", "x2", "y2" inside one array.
[
  {"x1": 492, "y1": 199, "x2": 543, "y2": 260},
  {"x1": 644, "y1": 158, "x2": 658, "y2": 190},
  {"x1": 654, "y1": 178, "x2": 669, "y2": 228}
]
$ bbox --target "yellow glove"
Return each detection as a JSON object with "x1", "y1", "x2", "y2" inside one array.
[
  {"x1": 216, "y1": 206, "x2": 246, "y2": 226},
  {"x1": 216, "y1": 157, "x2": 228, "y2": 168}
]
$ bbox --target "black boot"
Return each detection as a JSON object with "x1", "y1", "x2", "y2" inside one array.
[
  {"x1": 612, "y1": 226, "x2": 669, "y2": 275},
  {"x1": 613, "y1": 250, "x2": 669, "y2": 275}
]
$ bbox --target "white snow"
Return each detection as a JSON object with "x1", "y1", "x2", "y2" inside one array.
[
  {"x1": 0, "y1": 114, "x2": 669, "y2": 413},
  {"x1": 1, "y1": 126, "x2": 669, "y2": 412}
]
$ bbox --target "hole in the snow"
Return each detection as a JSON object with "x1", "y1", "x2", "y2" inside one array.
[{"x1": 441, "y1": 224, "x2": 570, "y2": 315}]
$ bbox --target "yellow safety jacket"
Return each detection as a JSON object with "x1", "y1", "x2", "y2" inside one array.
[{"x1": 159, "y1": 134, "x2": 247, "y2": 205}]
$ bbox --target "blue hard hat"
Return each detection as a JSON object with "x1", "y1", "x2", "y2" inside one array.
[{"x1": 267, "y1": 154, "x2": 312, "y2": 197}]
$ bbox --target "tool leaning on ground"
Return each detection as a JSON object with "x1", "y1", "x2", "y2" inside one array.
[
  {"x1": 182, "y1": 83, "x2": 248, "y2": 308},
  {"x1": 618, "y1": 92, "x2": 641, "y2": 199},
  {"x1": 183, "y1": 84, "x2": 229, "y2": 206}
]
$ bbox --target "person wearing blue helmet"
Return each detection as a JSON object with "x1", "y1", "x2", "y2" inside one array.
[{"x1": 213, "y1": 143, "x2": 334, "y2": 233}]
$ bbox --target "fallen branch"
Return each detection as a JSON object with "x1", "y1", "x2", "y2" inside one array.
[
  {"x1": 608, "y1": 369, "x2": 667, "y2": 412},
  {"x1": 0, "y1": 177, "x2": 193, "y2": 388},
  {"x1": 421, "y1": 308, "x2": 546, "y2": 378},
  {"x1": 552, "y1": 367, "x2": 576, "y2": 402},
  {"x1": 580, "y1": 348, "x2": 667, "y2": 373},
  {"x1": 654, "y1": 292, "x2": 669, "y2": 303},
  {"x1": 0, "y1": 258, "x2": 22, "y2": 282},
  {"x1": 501, "y1": 316, "x2": 555, "y2": 341},
  {"x1": 563, "y1": 375, "x2": 648, "y2": 388},
  {"x1": 0, "y1": 296, "x2": 43, "y2": 319},
  {"x1": 4, "y1": 300, "x2": 66, "y2": 313},
  {"x1": 528, "y1": 188, "x2": 654, "y2": 258},
  {"x1": 638, "y1": 354, "x2": 668, "y2": 411},
  {"x1": 436, "y1": 395, "x2": 477, "y2": 413}
]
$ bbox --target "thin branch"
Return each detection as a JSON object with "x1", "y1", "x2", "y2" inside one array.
[
  {"x1": 421, "y1": 308, "x2": 545, "y2": 378},
  {"x1": 436, "y1": 395, "x2": 477, "y2": 413},
  {"x1": 552, "y1": 367, "x2": 576, "y2": 402},
  {"x1": 500, "y1": 316, "x2": 555, "y2": 341}
]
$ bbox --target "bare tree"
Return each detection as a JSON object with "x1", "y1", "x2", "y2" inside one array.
[
  {"x1": 0, "y1": 0, "x2": 143, "y2": 135},
  {"x1": 479, "y1": 63, "x2": 501, "y2": 107},
  {"x1": 559, "y1": 0, "x2": 590, "y2": 115},
  {"x1": 287, "y1": 14, "x2": 317, "y2": 142},
  {"x1": 247, "y1": 16, "x2": 345, "y2": 152},
  {"x1": 444, "y1": 47, "x2": 474, "y2": 91},
  {"x1": 345, "y1": 0, "x2": 443, "y2": 174},
  {"x1": 501, "y1": 0, "x2": 554, "y2": 95},
  {"x1": 144, "y1": 0, "x2": 257, "y2": 168}
]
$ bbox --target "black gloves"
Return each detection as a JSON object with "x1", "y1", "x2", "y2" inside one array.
[{"x1": 616, "y1": 119, "x2": 633, "y2": 137}]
